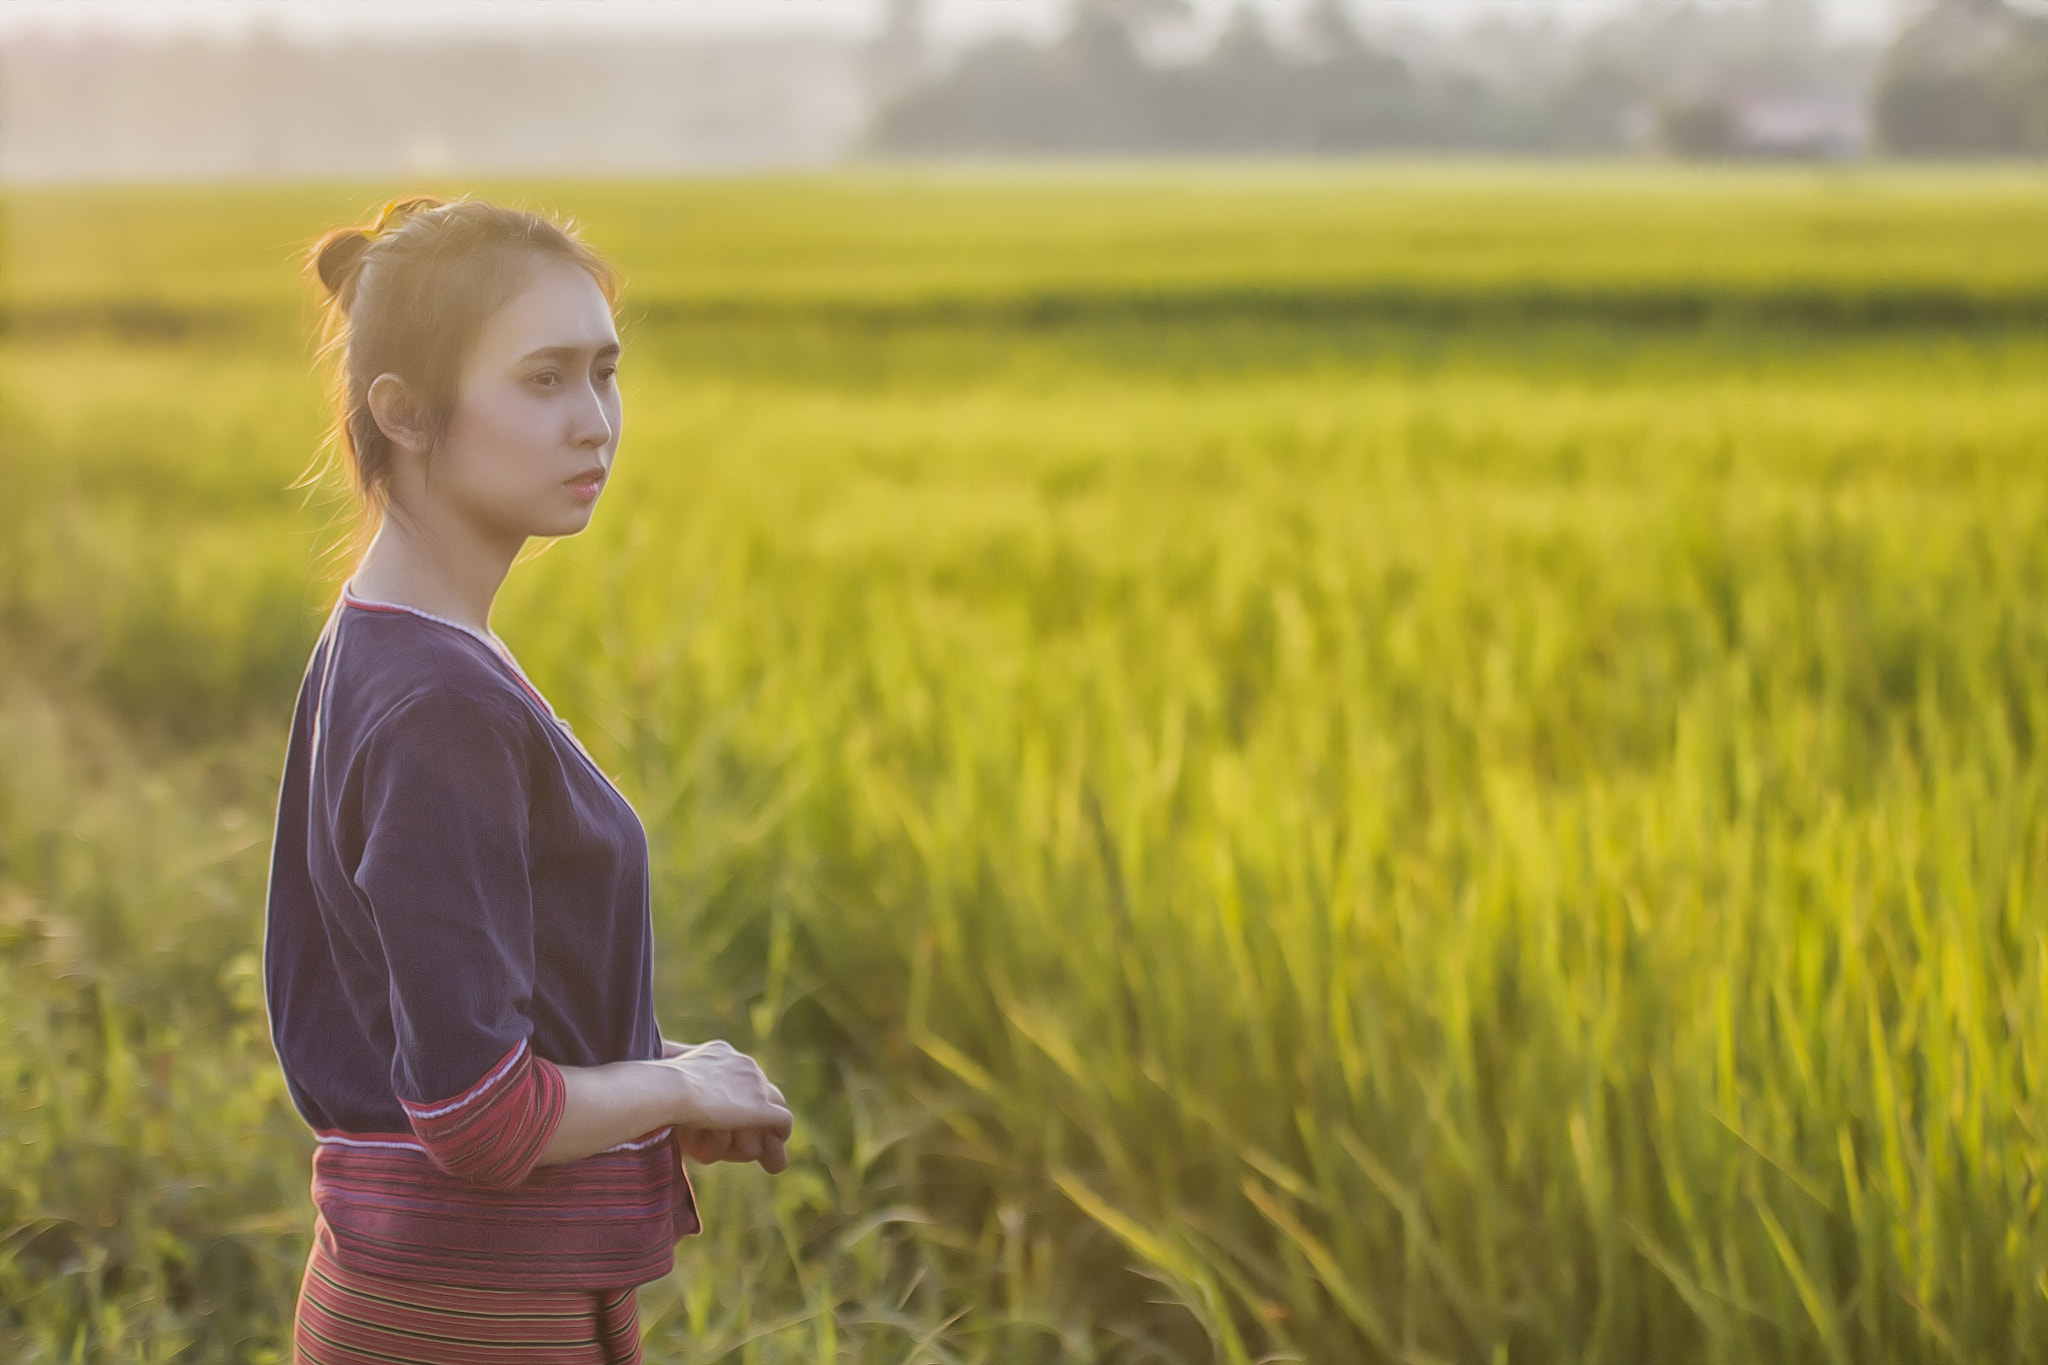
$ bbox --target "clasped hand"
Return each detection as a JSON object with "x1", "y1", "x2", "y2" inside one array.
[{"x1": 659, "y1": 1038, "x2": 792, "y2": 1174}]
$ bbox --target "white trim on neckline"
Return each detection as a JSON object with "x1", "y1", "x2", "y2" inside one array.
[{"x1": 342, "y1": 591, "x2": 499, "y2": 647}]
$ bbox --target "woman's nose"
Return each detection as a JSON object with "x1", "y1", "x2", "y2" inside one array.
[{"x1": 569, "y1": 381, "x2": 614, "y2": 449}]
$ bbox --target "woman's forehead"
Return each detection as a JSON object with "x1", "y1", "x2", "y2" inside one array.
[{"x1": 476, "y1": 258, "x2": 618, "y2": 358}]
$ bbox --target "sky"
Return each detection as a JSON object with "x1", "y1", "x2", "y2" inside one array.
[{"x1": 0, "y1": 0, "x2": 1913, "y2": 48}]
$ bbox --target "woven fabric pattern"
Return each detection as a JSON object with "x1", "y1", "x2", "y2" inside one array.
[{"x1": 294, "y1": 1219, "x2": 643, "y2": 1365}]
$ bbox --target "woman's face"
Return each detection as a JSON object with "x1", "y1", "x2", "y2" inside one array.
[{"x1": 423, "y1": 257, "x2": 623, "y2": 543}]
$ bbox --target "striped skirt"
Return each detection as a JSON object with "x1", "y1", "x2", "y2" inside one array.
[{"x1": 294, "y1": 1219, "x2": 643, "y2": 1365}]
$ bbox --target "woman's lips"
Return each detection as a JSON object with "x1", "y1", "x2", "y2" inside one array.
[{"x1": 565, "y1": 469, "x2": 605, "y2": 501}]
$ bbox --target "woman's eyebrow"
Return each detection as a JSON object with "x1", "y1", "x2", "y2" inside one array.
[{"x1": 517, "y1": 342, "x2": 621, "y2": 364}]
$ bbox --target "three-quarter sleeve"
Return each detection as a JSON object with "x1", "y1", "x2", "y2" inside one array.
[{"x1": 353, "y1": 685, "x2": 566, "y2": 1187}]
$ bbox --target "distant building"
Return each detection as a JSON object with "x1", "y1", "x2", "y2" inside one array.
[
  {"x1": 0, "y1": 32, "x2": 871, "y2": 183},
  {"x1": 1730, "y1": 92, "x2": 1869, "y2": 158}
]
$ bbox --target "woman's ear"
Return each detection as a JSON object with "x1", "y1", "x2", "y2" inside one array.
[{"x1": 366, "y1": 373, "x2": 432, "y2": 457}]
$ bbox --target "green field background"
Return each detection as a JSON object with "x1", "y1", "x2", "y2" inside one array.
[{"x1": 5, "y1": 168, "x2": 2048, "y2": 1363}]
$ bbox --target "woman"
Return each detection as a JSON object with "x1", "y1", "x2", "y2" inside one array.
[{"x1": 265, "y1": 196, "x2": 792, "y2": 1364}]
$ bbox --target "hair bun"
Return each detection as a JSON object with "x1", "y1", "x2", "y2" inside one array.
[
  {"x1": 315, "y1": 231, "x2": 374, "y2": 296},
  {"x1": 377, "y1": 195, "x2": 447, "y2": 232}
]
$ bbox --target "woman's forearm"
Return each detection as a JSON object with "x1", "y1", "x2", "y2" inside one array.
[
  {"x1": 536, "y1": 1059, "x2": 690, "y2": 1166},
  {"x1": 536, "y1": 1041, "x2": 792, "y2": 1169}
]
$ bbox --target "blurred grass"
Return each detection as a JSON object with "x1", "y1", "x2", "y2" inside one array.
[
  {"x1": 5, "y1": 168, "x2": 2048, "y2": 1362},
  {"x1": 8, "y1": 166, "x2": 2048, "y2": 329}
]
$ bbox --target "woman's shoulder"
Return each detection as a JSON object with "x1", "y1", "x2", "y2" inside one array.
[{"x1": 326, "y1": 606, "x2": 540, "y2": 748}]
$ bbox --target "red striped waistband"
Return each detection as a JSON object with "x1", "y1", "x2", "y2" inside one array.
[{"x1": 309, "y1": 1131, "x2": 699, "y2": 1291}]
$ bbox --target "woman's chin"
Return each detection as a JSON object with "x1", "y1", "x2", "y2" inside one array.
[{"x1": 528, "y1": 505, "x2": 600, "y2": 539}]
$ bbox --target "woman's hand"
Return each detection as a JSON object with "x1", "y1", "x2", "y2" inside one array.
[
  {"x1": 676, "y1": 1125, "x2": 787, "y2": 1172},
  {"x1": 659, "y1": 1039, "x2": 792, "y2": 1174}
]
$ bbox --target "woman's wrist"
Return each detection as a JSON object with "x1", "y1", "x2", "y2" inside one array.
[{"x1": 667, "y1": 1055, "x2": 716, "y2": 1129}]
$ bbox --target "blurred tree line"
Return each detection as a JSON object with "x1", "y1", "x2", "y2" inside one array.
[
  {"x1": 1877, "y1": 0, "x2": 2048, "y2": 154},
  {"x1": 869, "y1": 0, "x2": 2048, "y2": 158}
]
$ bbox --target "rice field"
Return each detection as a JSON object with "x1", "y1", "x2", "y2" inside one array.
[{"x1": 5, "y1": 167, "x2": 2048, "y2": 1364}]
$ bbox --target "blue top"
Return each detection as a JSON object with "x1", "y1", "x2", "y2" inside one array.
[{"x1": 265, "y1": 593, "x2": 664, "y2": 1137}]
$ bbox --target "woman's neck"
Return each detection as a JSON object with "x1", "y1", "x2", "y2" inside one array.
[{"x1": 349, "y1": 505, "x2": 521, "y2": 634}]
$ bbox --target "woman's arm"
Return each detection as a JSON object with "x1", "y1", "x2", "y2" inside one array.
[{"x1": 537, "y1": 1039, "x2": 792, "y2": 1172}]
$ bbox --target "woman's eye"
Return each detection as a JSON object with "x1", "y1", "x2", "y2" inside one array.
[
  {"x1": 530, "y1": 371, "x2": 561, "y2": 388},
  {"x1": 595, "y1": 366, "x2": 618, "y2": 383}
]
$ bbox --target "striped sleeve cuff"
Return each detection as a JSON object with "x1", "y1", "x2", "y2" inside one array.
[{"x1": 398, "y1": 1040, "x2": 567, "y2": 1189}]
